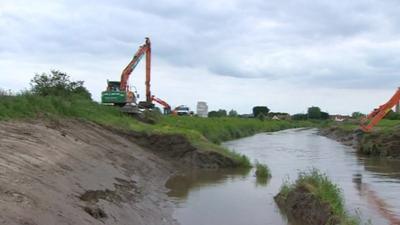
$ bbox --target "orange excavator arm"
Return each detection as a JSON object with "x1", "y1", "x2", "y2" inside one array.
[
  {"x1": 151, "y1": 95, "x2": 172, "y2": 113},
  {"x1": 360, "y1": 87, "x2": 400, "y2": 132},
  {"x1": 120, "y1": 37, "x2": 152, "y2": 103}
]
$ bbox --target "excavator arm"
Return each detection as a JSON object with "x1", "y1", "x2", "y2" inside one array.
[
  {"x1": 360, "y1": 87, "x2": 400, "y2": 132},
  {"x1": 151, "y1": 95, "x2": 172, "y2": 114},
  {"x1": 120, "y1": 37, "x2": 152, "y2": 103}
]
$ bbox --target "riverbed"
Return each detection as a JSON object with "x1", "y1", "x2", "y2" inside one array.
[{"x1": 166, "y1": 128, "x2": 400, "y2": 225}]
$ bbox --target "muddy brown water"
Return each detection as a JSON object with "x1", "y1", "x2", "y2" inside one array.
[{"x1": 166, "y1": 128, "x2": 400, "y2": 225}]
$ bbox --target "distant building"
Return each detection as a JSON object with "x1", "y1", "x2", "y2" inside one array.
[
  {"x1": 196, "y1": 101, "x2": 208, "y2": 117},
  {"x1": 330, "y1": 114, "x2": 351, "y2": 122},
  {"x1": 396, "y1": 102, "x2": 400, "y2": 113}
]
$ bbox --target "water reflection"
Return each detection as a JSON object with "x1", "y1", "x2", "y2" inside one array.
[
  {"x1": 255, "y1": 176, "x2": 270, "y2": 187},
  {"x1": 359, "y1": 157, "x2": 400, "y2": 181},
  {"x1": 168, "y1": 128, "x2": 400, "y2": 225},
  {"x1": 166, "y1": 168, "x2": 251, "y2": 200}
]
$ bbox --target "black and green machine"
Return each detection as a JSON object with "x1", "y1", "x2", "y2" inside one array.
[{"x1": 101, "y1": 37, "x2": 171, "y2": 113}]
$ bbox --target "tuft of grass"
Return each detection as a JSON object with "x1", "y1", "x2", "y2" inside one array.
[
  {"x1": 254, "y1": 161, "x2": 271, "y2": 179},
  {"x1": 278, "y1": 168, "x2": 359, "y2": 225},
  {"x1": 296, "y1": 169, "x2": 344, "y2": 216},
  {"x1": 278, "y1": 178, "x2": 292, "y2": 199}
]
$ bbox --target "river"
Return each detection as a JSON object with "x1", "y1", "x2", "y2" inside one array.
[{"x1": 166, "y1": 128, "x2": 400, "y2": 225}]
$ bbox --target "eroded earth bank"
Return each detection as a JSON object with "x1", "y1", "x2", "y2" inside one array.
[{"x1": 0, "y1": 119, "x2": 234, "y2": 225}]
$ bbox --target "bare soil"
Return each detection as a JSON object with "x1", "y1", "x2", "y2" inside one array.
[
  {"x1": 0, "y1": 119, "x2": 232, "y2": 225},
  {"x1": 274, "y1": 185, "x2": 340, "y2": 225}
]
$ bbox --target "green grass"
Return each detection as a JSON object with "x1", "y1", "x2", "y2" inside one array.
[
  {"x1": 157, "y1": 116, "x2": 315, "y2": 144},
  {"x1": 333, "y1": 119, "x2": 400, "y2": 132},
  {"x1": 0, "y1": 94, "x2": 316, "y2": 167},
  {"x1": 255, "y1": 161, "x2": 271, "y2": 179},
  {"x1": 326, "y1": 119, "x2": 400, "y2": 157},
  {"x1": 279, "y1": 169, "x2": 359, "y2": 225}
]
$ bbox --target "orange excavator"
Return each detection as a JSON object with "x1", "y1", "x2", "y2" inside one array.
[
  {"x1": 101, "y1": 37, "x2": 171, "y2": 114},
  {"x1": 360, "y1": 87, "x2": 400, "y2": 132}
]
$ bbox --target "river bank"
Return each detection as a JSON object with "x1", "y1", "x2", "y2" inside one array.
[
  {"x1": 0, "y1": 119, "x2": 179, "y2": 225},
  {"x1": 320, "y1": 120, "x2": 400, "y2": 158},
  {"x1": 171, "y1": 128, "x2": 400, "y2": 225},
  {"x1": 0, "y1": 94, "x2": 318, "y2": 224},
  {"x1": 0, "y1": 94, "x2": 314, "y2": 167},
  {"x1": 0, "y1": 118, "x2": 252, "y2": 224}
]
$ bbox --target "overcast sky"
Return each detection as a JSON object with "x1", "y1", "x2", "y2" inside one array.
[{"x1": 1, "y1": 0, "x2": 400, "y2": 114}]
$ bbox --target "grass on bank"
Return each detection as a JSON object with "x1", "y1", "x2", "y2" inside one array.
[
  {"x1": 254, "y1": 161, "x2": 271, "y2": 179},
  {"x1": 158, "y1": 116, "x2": 316, "y2": 144},
  {"x1": 330, "y1": 118, "x2": 400, "y2": 133},
  {"x1": 279, "y1": 169, "x2": 360, "y2": 225},
  {"x1": 0, "y1": 94, "x2": 315, "y2": 167}
]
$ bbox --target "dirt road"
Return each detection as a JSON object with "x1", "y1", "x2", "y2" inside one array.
[{"x1": 0, "y1": 119, "x2": 180, "y2": 225}]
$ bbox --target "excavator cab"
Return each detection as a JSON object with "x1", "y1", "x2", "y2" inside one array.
[
  {"x1": 101, "y1": 80, "x2": 136, "y2": 106},
  {"x1": 106, "y1": 81, "x2": 121, "y2": 91}
]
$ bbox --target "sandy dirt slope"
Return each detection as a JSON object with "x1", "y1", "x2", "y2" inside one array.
[{"x1": 0, "y1": 119, "x2": 179, "y2": 225}]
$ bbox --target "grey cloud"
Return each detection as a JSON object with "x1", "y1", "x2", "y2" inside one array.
[{"x1": 1, "y1": 0, "x2": 400, "y2": 89}]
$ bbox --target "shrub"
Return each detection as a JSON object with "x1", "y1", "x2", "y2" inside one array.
[
  {"x1": 228, "y1": 109, "x2": 238, "y2": 117},
  {"x1": 257, "y1": 113, "x2": 266, "y2": 121},
  {"x1": 255, "y1": 161, "x2": 271, "y2": 178},
  {"x1": 208, "y1": 109, "x2": 227, "y2": 117},
  {"x1": 308, "y1": 106, "x2": 322, "y2": 119},
  {"x1": 384, "y1": 110, "x2": 400, "y2": 120},
  {"x1": 292, "y1": 113, "x2": 308, "y2": 120},
  {"x1": 280, "y1": 168, "x2": 344, "y2": 216},
  {"x1": 30, "y1": 70, "x2": 91, "y2": 99},
  {"x1": 253, "y1": 106, "x2": 270, "y2": 117},
  {"x1": 351, "y1": 112, "x2": 365, "y2": 119},
  {"x1": 321, "y1": 111, "x2": 330, "y2": 120}
]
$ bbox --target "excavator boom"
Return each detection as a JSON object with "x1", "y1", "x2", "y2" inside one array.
[
  {"x1": 120, "y1": 37, "x2": 152, "y2": 103},
  {"x1": 360, "y1": 87, "x2": 400, "y2": 132}
]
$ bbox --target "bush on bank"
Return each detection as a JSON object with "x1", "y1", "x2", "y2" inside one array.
[{"x1": 277, "y1": 169, "x2": 359, "y2": 225}]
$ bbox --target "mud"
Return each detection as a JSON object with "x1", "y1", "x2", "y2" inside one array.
[
  {"x1": 0, "y1": 119, "x2": 183, "y2": 225},
  {"x1": 319, "y1": 126, "x2": 358, "y2": 148},
  {"x1": 110, "y1": 128, "x2": 240, "y2": 168},
  {"x1": 274, "y1": 185, "x2": 339, "y2": 225},
  {"x1": 320, "y1": 126, "x2": 400, "y2": 159}
]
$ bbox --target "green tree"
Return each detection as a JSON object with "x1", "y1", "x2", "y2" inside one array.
[
  {"x1": 253, "y1": 106, "x2": 270, "y2": 117},
  {"x1": 218, "y1": 109, "x2": 227, "y2": 117},
  {"x1": 384, "y1": 110, "x2": 400, "y2": 120},
  {"x1": 292, "y1": 113, "x2": 307, "y2": 120},
  {"x1": 208, "y1": 109, "x2": 227, "y2": 117},
  {"x1": 208, "y1": 111, "x2": 219, "y2": 117},
  {"x1": 228, "y1": 109, "x2": 238, "y2": 117},
  {"x1": 30, "y1": 70, "x2": 91, "y2": 99},
  {"x1": 257, "y1": 113, "x2": 266, "y2": 121},
  {"x1": 351, "y1": 112, "x2": 365, "y2": 118},
  {"x1": 320, "y1": 111, "x2": 330, "y2": 120},
  {"x1": 307, "y1": 106, "x2": 322, "y2": 119}
]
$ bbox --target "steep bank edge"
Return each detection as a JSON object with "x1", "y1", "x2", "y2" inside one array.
[
  {"x1": 0, "y1": 119, "x2": 229, "y2": 225},
  {"x1": 320, "y1": 126, "x2": 400, "y2": 158},
  {"x1": 274, "y1": 185, "x2": 340, "y2": 225}
]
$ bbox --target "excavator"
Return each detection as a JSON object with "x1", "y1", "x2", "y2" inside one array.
[
  {"x1": 101, "y1": 37, "x2": 172, "y2": 114},
  {"x1": 360, "y1": 87, "x2": 400, "y2": 132}
]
